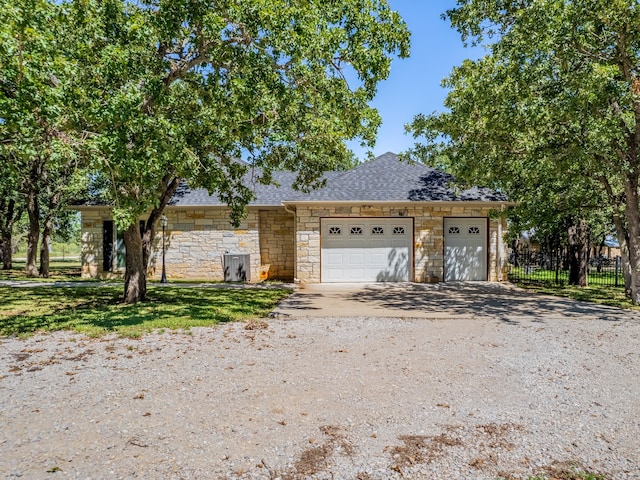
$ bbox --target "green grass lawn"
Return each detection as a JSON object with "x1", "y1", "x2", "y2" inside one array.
[
  {"x1": 0, "y1": 260, "x2": 84, "y2": 282},
  {"x1": 0, "y1": 285, "x2": 292, "y2": 337},
  {"x1": 513, "y1": 282, "x2": 639, "y2": 311}
]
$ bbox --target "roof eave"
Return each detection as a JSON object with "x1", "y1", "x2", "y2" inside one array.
[{"x1": 282, "y1": 200, "x2": 515, "y2": 206}]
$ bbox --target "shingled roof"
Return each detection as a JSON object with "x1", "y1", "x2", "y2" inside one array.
[
  {"x1": 294, "y1": 152, "x2": 507, "y2": 202},
  {"x1": 169, "y1": 171, "x2": 302, "y2": 207},
  {"x1": 167, "y1": 152, "x2": 507, "y2": 206}
]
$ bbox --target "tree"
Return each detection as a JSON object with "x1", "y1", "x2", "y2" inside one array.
[
  {"x1": 408, "y1": 1, "x2": 640, "y2": 299},
  {"x1": 73, "y1": 0, "x2": 410, "y2": 303},
  {"x1": 37, "y1": 165, "x2": 88, "y2": 277},
  {"x1": 0, "y1": 0, "x2": 84, "y2": 277},
  {"x1": 0, "y1": 158, "x2": 24, "y2": 270}
]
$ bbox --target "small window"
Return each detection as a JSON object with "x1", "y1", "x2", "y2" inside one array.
[
  {"x1": 393, "y1": 226, "x2": 406, "y2": 235},
  {"x1": 448, "y1": 226, "x2": 461, "y2": 235},
  {"x1": 350, "y1": 226, "x2": 364, "y2": 235},
  {"x1": 371, "y1": 226, "x2": 384, "y2": 235},
  {"x1": 328, "y1": 226, "x2": 342, "y2": 235},
  {"x1": 468, "y1": 226, "x2": 481, "y2": 235}
]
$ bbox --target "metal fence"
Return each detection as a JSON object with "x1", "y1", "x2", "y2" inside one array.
[{"x1": 507, "y1": 248, "x2": 623, "y2": 287}]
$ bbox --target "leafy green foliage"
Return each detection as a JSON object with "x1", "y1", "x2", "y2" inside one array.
[
  {"x1": 63, "y1": 0, "x2": 410, "y2": 301},
  {"x1": 0, "y1": 285, "x2": 291, "y2": 337},
  {"x1": 73, "y1": 0, "x2": 410, "y2": 227},
  {"x1": 0, "y1": 0, "x2": 90, "y2": 275},
  {"x1": 408, "y1": 0, "x2": 640, "y2": 299}
]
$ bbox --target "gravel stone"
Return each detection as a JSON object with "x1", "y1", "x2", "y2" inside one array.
[{"x1": 0, "y1": 315, "x2": 639, "y2": 479}]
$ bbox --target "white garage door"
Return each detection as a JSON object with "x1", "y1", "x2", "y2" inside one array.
[
  {"x1": 444, "y1": 218, "x2": 488, "y2": 281},
  {"x1": 321, "y1": 218, "x2": 413, "y2": 282}
]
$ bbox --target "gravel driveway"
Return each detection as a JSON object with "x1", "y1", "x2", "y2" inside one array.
[{"x1": 1, "y1": 289, "x2": 639, "y2": 479}]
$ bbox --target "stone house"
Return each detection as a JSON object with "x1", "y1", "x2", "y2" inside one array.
[{"x1": 77, "y1": 152, "x2": 511, "y2": 283}]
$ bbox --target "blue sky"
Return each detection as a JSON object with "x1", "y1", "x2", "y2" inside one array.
[{"x1": 349, "y1": 0, "x2": 483, "y2": 159}]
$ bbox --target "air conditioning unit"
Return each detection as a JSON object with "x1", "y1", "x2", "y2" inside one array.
[{"x1": 224, "y1": 254, "x2": 250, "y2": 282}]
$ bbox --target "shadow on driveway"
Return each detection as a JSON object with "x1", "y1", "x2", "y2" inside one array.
[{"x1": 273, "y1": 282, "x2": 638, "y2": 322}]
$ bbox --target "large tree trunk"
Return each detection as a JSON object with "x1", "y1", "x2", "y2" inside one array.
[
  {"x1": 0, "y1": 198, "x2": 19, "y2": 270},
  {"x1": 611, "y1": 213, "x2": 632, "y2": 293},
  {"x1": 0, "y1": 233, "x2": 11, "y2": 270},
  {"x1": 141, "y1": 221, "x2": 156, "y2": 273},
  {"x1": 599, "y1": 173, "x2": 632, "y2": 292},
  {"x1": 25, "y1": 189, "x2": 40, "y2": 277},
  {"x1": 123, "y1": 223, "x2": 146, "y2": 303},
  {"x1": 624, "y1": 177, "x2": 640, "y2": 303},
  {"x1": 121, "y1": 176, "x2": 181, "y2": 303},
  {"x1": 39, "y1": 191, "x2": 61, "y2": 278},
  {"x1": 141, "y1": 176, "x2": 181, "y2": 276},
  {"x1": 567, "y1": 219, "x2": 588, "y2": 287},
  {"x1": 39, "y1": 219, "x2": 53, "y2": 278}
]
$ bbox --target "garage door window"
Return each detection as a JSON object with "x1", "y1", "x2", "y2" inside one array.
[
  {"x1": 448, "y1": 226, "x2": 460, "y2": 234},
  {"x1": 468, "y1": 226, "x2": 480, "y2": 235},
  {"x1": 321, "y1": 217, "x2": 413, "y2": 282}
]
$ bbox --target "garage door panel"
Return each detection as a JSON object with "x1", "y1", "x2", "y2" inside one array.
[
  {"x1": 444, "y1": 219, "x2": 487, "y2": 281},
  {"x1": 369, "y1": 251, "x2": 387, "y2": 264},
  {"x1": 324, "y1": 270, "x2": 344, "y2": 281},
  {"x1": 321, "y1": 218, "x2": 412, "y2": 283},
  {"x1": 347, "y1": 253, "x2": 366, "y2": 265},
  {"x1": 325, "y1": 252, "x2": 344, "y2": 266},
  {"x1": 346, "y1": 268, "x2": 366, "y2": 280}
]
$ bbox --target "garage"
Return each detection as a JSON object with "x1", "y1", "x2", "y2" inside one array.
[
  {"x1": 320, "y1": 218, "x2": 413, "y2": 282},
  {"x1": 444, "y1": 217, "x2": 488, "y2": 281}
]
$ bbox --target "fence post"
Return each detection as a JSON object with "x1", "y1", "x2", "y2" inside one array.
[{"x1": 615, "y1": 256, "x2": 620, "y2": 287}]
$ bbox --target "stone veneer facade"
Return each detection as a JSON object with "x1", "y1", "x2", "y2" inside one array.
[
  {"x1": 79, "y1": 203, "x2": 507, "y2": 283},
  {"x1": 292, "y1": 203, "x2": 508, "y2": 283},
  {"x1": 80, "y1": 207, "x2": 271, "y2": 281},
  {"x1": 258, "y1": 209, "x2": 295, "y2": 280}
]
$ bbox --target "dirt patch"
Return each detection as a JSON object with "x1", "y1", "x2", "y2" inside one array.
[
  {"x1": 541, "y1": 461, "x2": 610, "y2": 480},
  {"x1": 389, "y1": 433, "x2": 463, "y2": 472},
  {"x1": 277, "y1": 425, "x2": 355, "y2": 479}
]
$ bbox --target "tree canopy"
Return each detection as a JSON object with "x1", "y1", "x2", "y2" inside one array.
[
  {"x1": 68, "y1": 0, "x2": 410, "y2": 302},
  {"x1": 0, "y1": 0, "x2": 88, "y2": 276},
  {"x1": 408, "y1": 0, "x2": 640, "y2": 297}
]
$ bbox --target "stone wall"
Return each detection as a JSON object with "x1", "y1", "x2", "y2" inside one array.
[
  {"x1": 80, "y1": 203, "x2": 508, "y2": 284},
  {"x1": 258, "y1": 209, "x2": 295, "y2": 280},
  {"x1": 159, "y1": 209, "x2": 260, "y2": 281},
  {"x1": 294, "y1": 204, "x2": 508, "y2": 283},
  {"x1": 79, "y1": 208, "x2": 262, "y2": 281}
]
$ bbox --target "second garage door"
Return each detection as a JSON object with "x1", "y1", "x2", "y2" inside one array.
[
  {"x1": 444, "y1": 217, "x2": 488, "y2": 281},
  {"x1": 321, "y1": 218, "x2": 413, "y2": 282}
]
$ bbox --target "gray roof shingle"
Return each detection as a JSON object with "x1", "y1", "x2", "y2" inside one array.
[
  {"x1": 169, "y1": 171, "x2": 304, "y2": 207},
  {"x1": 168, "y1": 152, "x2": 507, "y2": 206}
]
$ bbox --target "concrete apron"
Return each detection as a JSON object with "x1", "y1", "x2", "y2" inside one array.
[{"x1": 272, "y1": 281, "x2": 638, "y2": 322}]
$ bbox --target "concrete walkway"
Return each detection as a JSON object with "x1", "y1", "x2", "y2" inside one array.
[{"x1": 272, "y1": 282, "x2": 640, "y2": 322}]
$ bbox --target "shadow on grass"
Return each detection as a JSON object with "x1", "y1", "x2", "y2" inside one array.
[
  {"x1": 0, "y1": 262, "x2": 83, "y2": 282},
  {"x1": 515, "y1": 283, "x2": 638, "y2": 311},
  {"x1": 0, "y1": 286, "x2": 290, "y2": 337}
]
